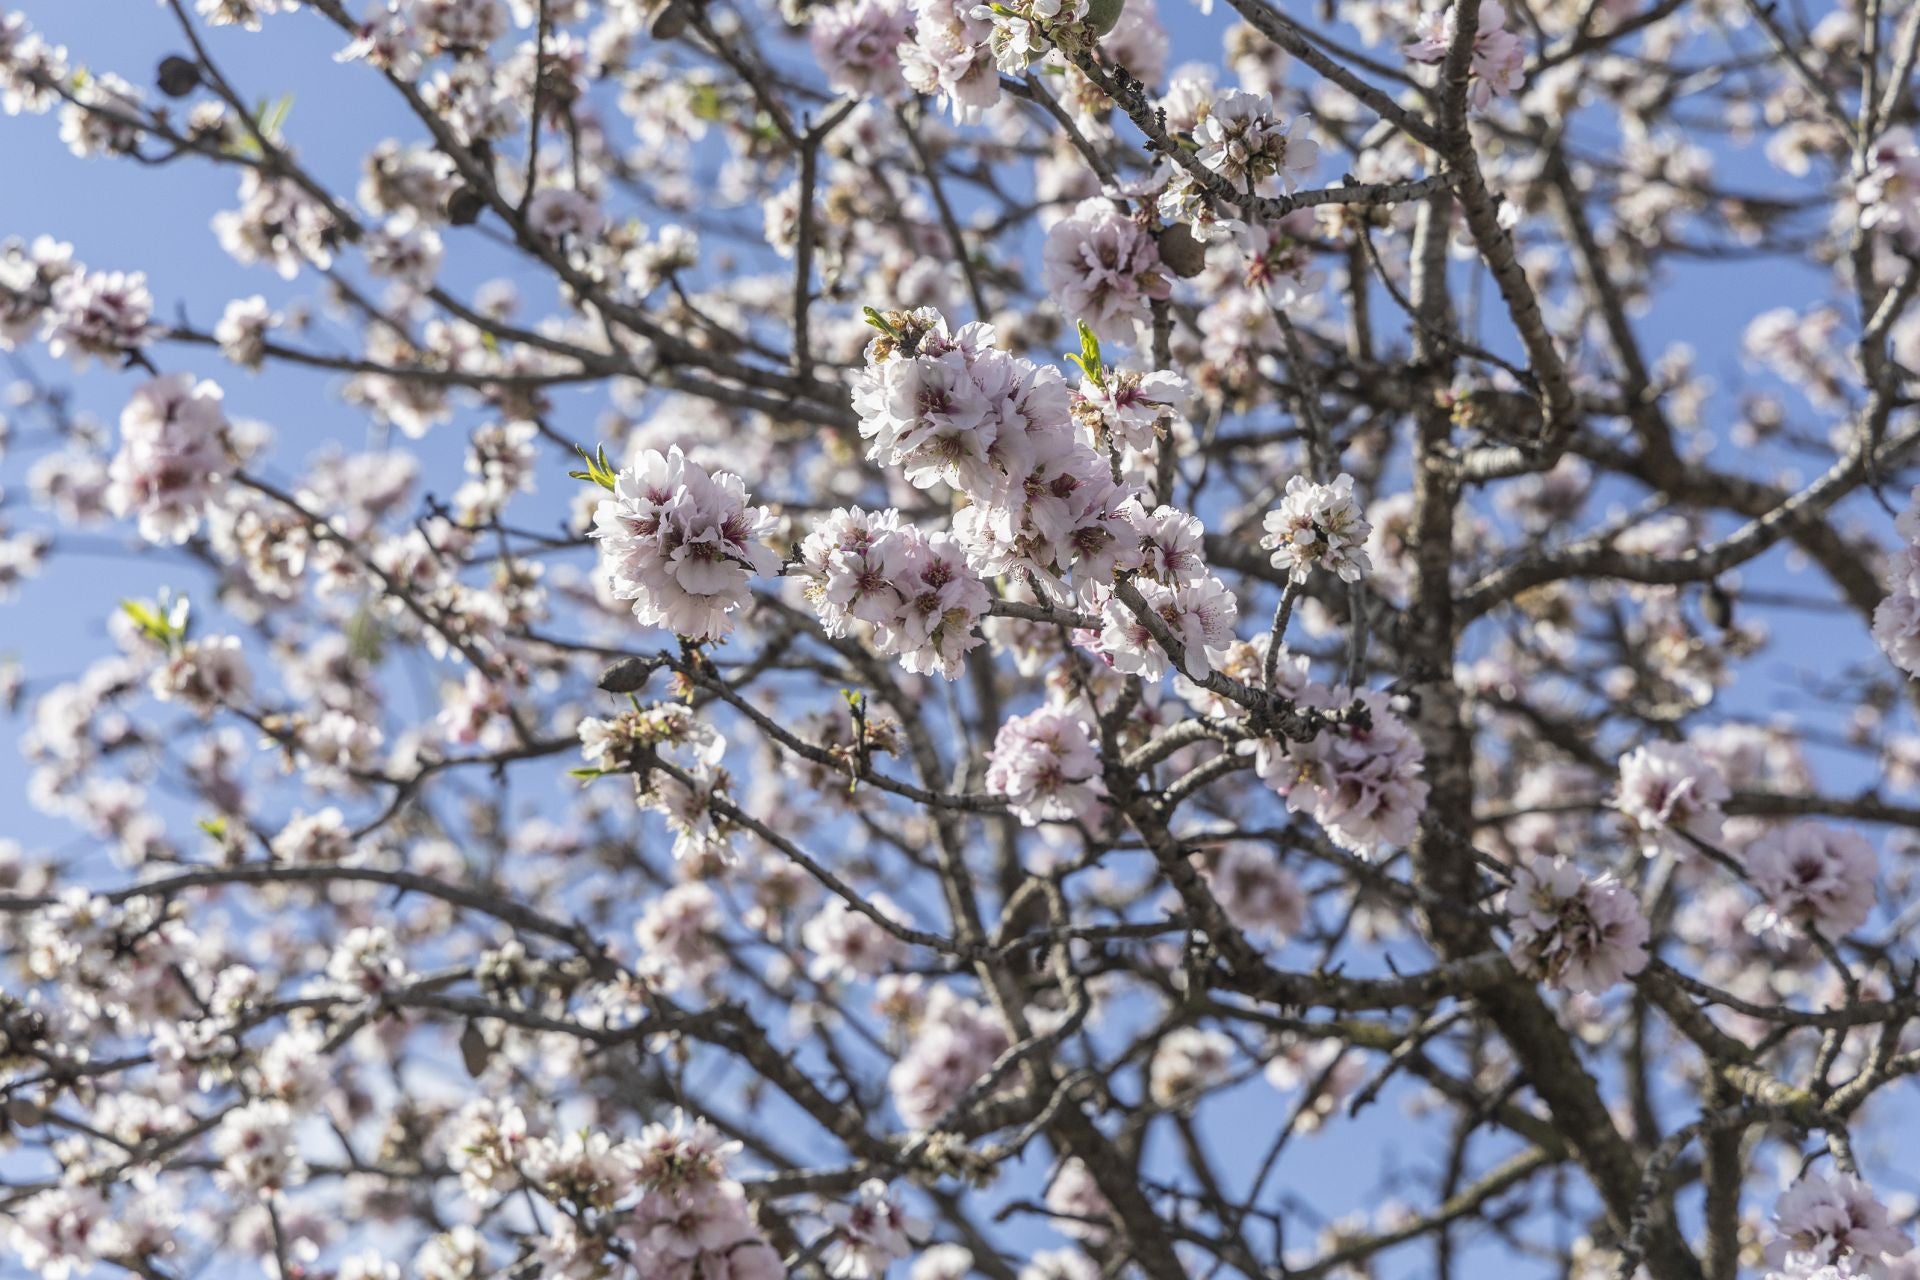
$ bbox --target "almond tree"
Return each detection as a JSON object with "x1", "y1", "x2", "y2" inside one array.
[{"x1": 0, "y1": 1, "x2": 1918, "y2": 1279}]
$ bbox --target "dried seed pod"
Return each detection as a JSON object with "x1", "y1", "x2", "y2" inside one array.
[
  {"x1": 1157, "y1": 222, "x2": 1208, "y2": 278},
  {"x1": 446, "y1": 187, "x2": 486, "y2": 226},
  {"x1": 651, "y1": 0, "x2": 695, "y2": 39},
  {"x1": 598, "y1": 656, "x2": 656, "y2": 694},
  {"x1": 157, "y1": 55, "x2": 201, "y2": 98}
]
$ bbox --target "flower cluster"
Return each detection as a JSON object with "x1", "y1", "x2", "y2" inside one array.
[
  {"x1": 984, "y1": 702, "x2": 1104, "y2": 826},
  {"x1": 1193, "y1": 90, "x2": 1320, "y2": 193},
  {"x1": 1857, "y1": 129, "x2": 1920, "y2": 245},
  {"x1": 44, "y1": 268, "x2": 155, "y2": 367},
  {"x1": 621, "y1": 1114, "x2": 784, "y2": 1280},
  {"x1": 107, "y1": 374, "x2": 230, "y2": 545},
  {"x1": 824, "y1": 1179, "x2": 922, "y2": 1279},
  {"x1": 1070, "y1": 366, "x2": 1189, "y2": 453},
  {"x1": 591, "y1": 445, "x2": 781, "y2": 641},
  {"x1": 1041, "y1": 201, "x2": 1175, "y2": 346},
  {"x1": 1148, "y1": 1027, "x2": 1236, "y2": 1106},
  {"x1": 812, "y1": 0, "x2": 913, "y2": 101},
  {"x1": 900, "y1": 0, "x2": 999, "y2": 118},
  {"x1": 1261, "y1": 474, "x2": 1373, "y2": 584},
  {"x1": 1096, "y1": 575, "x2": 1238, "y2": 680},
  {"x1": 799, "y1": 506, "x2": 991, "y2": 679},
  {"x1": 148, "y1": 634, "x2": 251, "y2": 715},
  {"x1": 1742, "y1": 821, "x2": 1877, "y2": 941},
  {"x1": 971, "y1": 0, "x2": 1086, "y2": 75},
  {"x1": 580, "y1": 702, "x2": 734, "y2": 863},
  {"x1": 889, "y1": 987, "x2": 1013, "y2": 1127},
  {"x1": 802, "y1": 894, "x2": 914, "y2": 982},
  {"x1": 634, "y1": 881, "x2": 728, "y2": 990},
  {"x1": 1615, "y1": 741, "x2": 1730, "y2": 857},
  {"x1": 1873, "y1": 486, "x2": 1920, "y2": 675},
  {"x1": 1203, "y1": 844, "x2": 1308, "y2": 944},
  {"x1": 1257, "y1": 690, "x2": 1429, "y2": 854},
  {"x1": 1503, "y1": 857, "x2": 1650, "y2": 993},
  {"x1": 1403, "y1": 0, "x2": 1525, "y2": 110},
  {"x1": 1765, "y1": 1172, "x2": 1910, "y2": 1279},
  {"x1": 852, "y1": 308, "x2": 1147, "y2": 605}
]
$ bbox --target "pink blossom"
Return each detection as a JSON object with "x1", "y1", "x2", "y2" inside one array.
[
  {"x1": 106, "y1": 374, "x2": 228, "y2": 544},
  {"x1": 1503, "y1": 857, "x2": 1650, "y2": 993},
  {"x1": 1742, "y1": 821, "x2": 1878, "y2": 941},
  {"x1": 1193, "y1": 90, "x2": 1320, "y2": 192},
  {"x1": 1261, "y1": 474, "x2": 1373, "y2": 584},
  {"x1": 1403, "y1": 0, "x2": 1525, "y2": 110},
  {"x1": 824, "y1": 1179, "x2": 923, "y2": 1279},
  {"x1": 1203, "y1": 844, "x2": 1307, "y2": 944},
  {"x1": 44, "y1": 268, "x2": 154, "y2": 366},
  {"x1": 592, "y1": 445, "x2": 781, "y2": 641},
  {"x1": 1042, "y1": 199, "x2": 1174, "y2": 347},
  {"x1": 984, "y1": 703, "x2": 1105, "y2": 826},
  {"x1": 1257, "y1": 691, "x2": 1429, "y2": 855},
  {"x1": 1616, "y1": 741, "x2": 1730, "y2": 856},
  {"x1": 1767, "y1": 1172, "x2": 1911, "y2": 1278},
  {"x1": 812, "y1": 0, "x2": 913, "y2": 101}
]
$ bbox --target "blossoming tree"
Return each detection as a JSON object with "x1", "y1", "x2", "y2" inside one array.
[{"x1": 1, "y1": 0, "x2": 1919, "y2": 1278}]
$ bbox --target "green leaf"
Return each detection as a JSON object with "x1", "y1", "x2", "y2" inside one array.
[
  {"x1": 196, "y1": 816, "x2": 229, "y2": 841},
  {"x1": 120, "y1": 592, "x2": 190, "y2": 650},
  {"x1": 255, "y1": 93, "x2": 294, "y2": 143},
  {"x1": 688, "y1": 83, "x2": 725, "y2": 123},
  {"x1": 568, "y1": 443, "x2": 619, "y2": 492},
  {"x1": 861, "y1": 307, "x2": 903, "y2": 341},
  {"x1": 1064, "y1": 320, "x2": 1105, "y2": 389},
  {"x1": 345, "y1": 605, "x2": 385, "y2": 664},
  {"x1": 569, "y1": 766, "x2": 609, "y2": 781}
]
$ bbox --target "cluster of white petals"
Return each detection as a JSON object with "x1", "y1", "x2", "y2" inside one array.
[
  {"x1": 971, "y1": 0, "x2": 1085, "y2": 74},
  {"x1": 580, "y1": 702, "x2": 734, "y2": 863},
  {"x1": 889, "y1": 987, "x2": 1013, "y2": 1127},
  {"x1": 1503, "y1": 857, "x2": 1650, "y2": 993},
  {"x1": 1261, "y1": 474, "x2": 1373, "y2": 584},
  {"x1": 1402, "y1": 0, "x2": 1525, "y2": 109},
  {"x1": 852, "y1": 307, "x2": 1157, "y2": 607},
  {"x1": 1193, "y1": 90, "x2": 1320, "y2": 192},
  {"x1": 107, "y1": 374, "x2": 229, "y2": 545},
  {"x1": 824, "y1": 1179, "x2": 923, "y2": 1279},
  {"x1": 1873, "y1": 486, "x2": 1920, "y2": 674},
  {"x1": 1742, "y1": 821, "x2": 1878, "y2": 941},
  {"x1": 799, "y1": 506, "x2": 991, "y2": 678},
  {"x1": 1041, "y1": 201, "x2": 1175, "y2": 346},
  {"x1": 812, "y1": 0, "x2": 913, "y2": 101},
  {"x1": 1070, "y1": 367, "x2": 1189, "y2": 452},
  {"x1": 1856, "y1": 129, "x2": 1920, "y2": 244},
  {"x1": 1765, "y1": 1172, "x2": 1911, "y2": 1279},
  {"x1": 1096, "y1": 575, "x2": 1238, "y2": 680},
  {"x1": 592, "y1": 445, "x2": 780, "y2": 641},
  {"x1": 1616, "y1": 741, "x2": 1730, "y2": 856},
  {"x1": 1257, "y1": 689, "x2": 1429, "y2": 854},
  {"x1": 899, "y1": 0, "x2": 999, "y2": 118},
  {"x1": 984, "y1": 702, "x2": 1104, "y2": 826}
]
